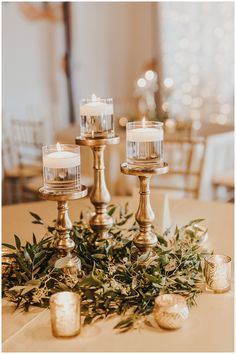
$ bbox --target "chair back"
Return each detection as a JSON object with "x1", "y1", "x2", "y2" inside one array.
[
  {"x1": 151, "y1": 137, "x2": 206, "y2": 198},
  {"x1": 199, "y1": 131, "x2": 234, "y2": 200},
  {"x1": 11, "y1": 119, "x2": 43, "y2": 167}
]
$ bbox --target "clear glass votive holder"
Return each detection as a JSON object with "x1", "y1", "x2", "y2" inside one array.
[
  {"x1": 126, "y1": 121, "x2": 164, "y2": 167},
  {"x1": 204, "y1": 255, "x2": 231, "y2": 293},
  {"x1": 50, "y1": 292, "x2": 81, "y2": 338},
  {"x1": 42, "y1": 144, "x2": 81, "y2": 192},
  {"x1": 154, "y1": 294, "x2": 189, "y2": 330},
  {"x1": 80, "y1": 96, "x2": 114, "y2": 138}
]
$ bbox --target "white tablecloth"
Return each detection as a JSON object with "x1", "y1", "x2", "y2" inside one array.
[{"x1": 2, "y1": 195, "x2": 234, "y2": 352}]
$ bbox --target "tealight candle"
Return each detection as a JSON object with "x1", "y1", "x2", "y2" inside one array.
[
  {"x1": 50, "y1": 292, "x2": 81, "y2": 338},
  {"x1": 80, "y1": 94, "x2": 114, "y2": 138},
  {"x1": 204, "y1": 255, "x2": 231, "y2": 293},
  {"x1": 154, "y1": 294, "x2": 189, "y2": 330},
  {"x1": 42, "y1": 143, "x2": 81, "y2": 192},
  {"x1": 126, "y1": 119, "x2": 164, "y2": 167}
]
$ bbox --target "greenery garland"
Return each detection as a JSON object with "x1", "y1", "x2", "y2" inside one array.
[{"x1": 2, "y1": 203, "x2": 209, "y2": 332}]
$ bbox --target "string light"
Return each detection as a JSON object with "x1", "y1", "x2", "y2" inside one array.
[{"x1": 137, "y1": 78, "x2": 146, "y2": 88}]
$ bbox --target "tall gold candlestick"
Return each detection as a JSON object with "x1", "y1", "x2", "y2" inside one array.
[
  {"x1": 120, "y1": 162, "x2": 169, "y2": 253},
  {"x1": 76, "y1": 136, "x2": 120, "y2": 239},
  {"x1": 39, "y1": 186, "x2": 88, "y2": 274}
]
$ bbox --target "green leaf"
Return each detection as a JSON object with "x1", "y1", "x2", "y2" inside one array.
[
  {"x1": 54, "y1": 254, "x2": 72, "y2": 269},
  {"x1": 14, "y1": 235, "x2": 21, "y2": 250},
  {"x1": 2, "y1": 243, "x2": 16, "y2": 250},
  {"x1": 29, "y1": 212, "x2": 43, "y2": 222},
  {"x1": 108, "y1": 206, "x2": 116, "y2": 216},
  {"x1": 32, "y1": 233, "x2": 37, "y2": 245}
]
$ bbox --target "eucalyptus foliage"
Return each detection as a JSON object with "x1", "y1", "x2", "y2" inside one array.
[{"x1": 2, "y1": 204, "x2": 209, "y2": 332}]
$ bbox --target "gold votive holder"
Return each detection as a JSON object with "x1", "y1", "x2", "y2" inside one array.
[
  {"x1": 204, "y1": 255, "x2": 232, "y2": 293},
  {"x1": 2, "y1": 247, "x2": 15, "y2": 276},
  {"x1": 50, "y1": 291, "x2": 81, "y2": 338},
  {"x1": 154, "y1": 294, "x2": 189, "y2": 330}
]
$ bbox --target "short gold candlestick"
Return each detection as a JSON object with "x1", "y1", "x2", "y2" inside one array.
[
  {"x1": 39, "y1": 186, "x2": 88, "y2": 274},
  {"x1": 76, "y1": 136, "x2": 120, "y2": 239},
  {"x1": 120, "y1": 163, "x2": 169, "y2": 253}
]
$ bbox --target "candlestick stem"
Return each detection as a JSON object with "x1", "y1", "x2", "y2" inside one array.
[
  {"x1": 134, "y1": 176, "x2": 156, "y2": 252},
  {"x1": 120, "y1": 162, "x2": 169, "y2": 254},
  {"x1": 55, "y1": 200, "x2": 74, "y2": 253},
  {"x1": 90, "y1": 145, "x2": 112, "y2": 238},
  {"x1": 75, "y1": 136, "x2": 120, "y2": 240},
  {"x1": 39, "y1": 186, "x2": 88, "y2": 275}
]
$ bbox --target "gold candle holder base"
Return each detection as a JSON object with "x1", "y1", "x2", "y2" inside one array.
[
  {"x1": 120, "y1": 162, "x2": 169, "y2": 253},
  {"x1": 76, "y1": 136, "x2": 120, "y2": 240},
  {"x1": 39, "y1": 186, "x2": 88, "y2": 275}
]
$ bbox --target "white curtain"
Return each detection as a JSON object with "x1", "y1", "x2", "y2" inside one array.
[{"x1": 159, "y1": 2, "x2": 234, "y2": 124}]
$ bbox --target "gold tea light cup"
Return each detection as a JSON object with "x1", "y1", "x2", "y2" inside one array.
[
  {"x1": 204, "y1": 254, "x2": 231, "y2": 293},
  {"x1": 2, "y1": 247, "x2": 15, "y2": 276},
  {"x1": 154, "y1": 294, "x2": 189, "y2": 330},
  {"x1": 50, "y1": 291, "x2": 81, "y2": 338}
]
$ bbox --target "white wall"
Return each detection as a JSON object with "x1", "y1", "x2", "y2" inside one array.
[
  {"x1": 71, "y1": 2, "x2": 154, "y2": 120},
  {"x1": 3, "y1": 2, "x2": 155, "y2": 139},
  {"x1": 2, "y1": 3, "x2": 68, "y2": 143}
]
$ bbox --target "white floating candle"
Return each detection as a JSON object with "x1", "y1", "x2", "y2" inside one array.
[
  {"x1": 80, "y1": 94, "x2": 113, "y2": 116},
  {"x1": 43, "y1": 151, "x2": 80, "y2": 169},
  {"x1": 127, "y1": 127, "x2": 163, "y2": 142}
]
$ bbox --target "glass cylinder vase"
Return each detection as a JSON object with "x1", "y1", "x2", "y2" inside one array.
[
  {"x1": 204, "y1": 255, "x2": 231, "y2": 293},
  {"x1": 80, "y1": 95, "x2": 114, "y2": 138},
  {"x1": 42, "y1": 143, "x2": 81, "y2": 193},
  {"x1": 126, "y1": 120, "x2": 164, "y2": 168}
]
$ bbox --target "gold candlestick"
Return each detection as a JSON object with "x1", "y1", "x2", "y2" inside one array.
[
  {"x1": 76, "y1": 136, "x2": 120, "y2": 239},
  {"x1": 39, "y1": 186, "x2": 88, "y2": 274},
  {"x1": 120, "y1": 163, "x2": 169, "y2": 253}
]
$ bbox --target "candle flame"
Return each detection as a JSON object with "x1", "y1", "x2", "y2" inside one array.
[
  {"x1": 56, "y1": 142, "x2": 62, "y2": 151},
  {"x1": 142, "y1": 117, "x2": 146, "y2": 126}
]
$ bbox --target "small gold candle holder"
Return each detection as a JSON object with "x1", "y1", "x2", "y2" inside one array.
[
  {"x1": 39, "y1": 186, "x2": 88, "y2": 275},
  {"x1": 50, "y1": 291, "x2": 81, "y2": 338},
  {"x1": 120, "y1": 162, "x2": 169, "y2": 254},
  {"x1": 204, "y1": 255, "x2": 232, "y2": 293},
  {"x1": 154, "y1": 294, "x2": 189, "y2": 330},
  {"x1": 76, "y1": 136, "x2": 120, "y2": 240},
  {"x1": 2, "y1": 247, "x2": 15, "y2": 276}
]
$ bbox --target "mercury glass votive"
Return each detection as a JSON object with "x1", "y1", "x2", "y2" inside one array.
[
  {"x1": 50, "y1": 292, "x2": 81, "y2": 338},
  {"x1": 2, "y1": 247, "x2": 15, "y2": 276},
  {"x1": 204, "y1": 255, "x2": 231, "y2": 293},
  {"x1": 42, "y1": 144, "x2": 81, "y2": 192},
  {"x1": 126, "y1": 120, "x2": 164, "y2": 167},
  {"x1": 154, "y1": 294, "x2": 189, "y2": 330},
  {"x1": 80, "y1": 94, "x2": 114, "y2": 138}
]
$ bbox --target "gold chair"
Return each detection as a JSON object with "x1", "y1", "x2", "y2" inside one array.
[
  {"x1": 3, "y1": 119, "x2": 44, "y2": 204},
  {"x1": 151, "y1": 137, "x2": 206, "y2": 199}
]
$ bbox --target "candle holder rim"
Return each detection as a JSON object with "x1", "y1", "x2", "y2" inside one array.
[
  {"x1": 50, "y1": 291, "x2": 81, "y2": 304},
  {"x1": 42, "y1": 144, "x2": 80, "y2": 151},
  {"x1": 126, "y1": 120, "x2": 164, "y2": 128},
  {"x1": 80, "y1": 97, "x2": 113, "y2": 104},
  {"x1": 204, "y1": 254, "x2": 232, "y2": 264},
  {"x1": 154, "y1": 294, "x2": 187, "y2": 307},
  {"x1": 120, "y1": 162, "x2": 169, "y2": 176},
  {"x1": 75, "y1": 136, "x2": 120, "y2": 146},
  {"x1": 39, "y1": 185, "x2": 88, "y2": 201}
]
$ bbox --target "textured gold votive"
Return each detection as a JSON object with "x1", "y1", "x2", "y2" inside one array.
[
  {"x1": 204, "y1": 255, "x2": 231, "y2": 293},
  {"x1": 50, "y1": 292, "x2": 81, "y2": 338},
  {"x1": 2, "y1": 247, "x2": 15, "y2": 276},
  {"x1": 154, "y1": 294, "x2": 189, "y2": 330}
]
